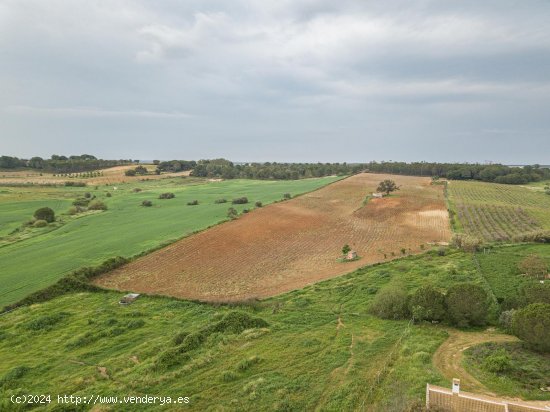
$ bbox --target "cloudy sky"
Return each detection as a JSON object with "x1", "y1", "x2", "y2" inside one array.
[{"x1": 1, "y1": 0, "x2": 549, "y2": 163}]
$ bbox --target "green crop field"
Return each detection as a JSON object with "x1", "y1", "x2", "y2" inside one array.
[
  {"x1": 447, "y1": 180, "x2": 550, "y2": 242},
  {"x1": 0, "y1": 176, "x2": 340, "y2": 307}
]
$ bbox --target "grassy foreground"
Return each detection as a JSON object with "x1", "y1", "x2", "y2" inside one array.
[
  {"x1": 0, "y1": 176, "x2": 340, "y2": 307},
  {"x1": 0, "y1": 246, "x2": 500, "y2": 412}
]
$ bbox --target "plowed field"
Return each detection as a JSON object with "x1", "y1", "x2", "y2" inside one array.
[{"x1": 95, "y1": 173, "x2": 451, "y2": 301}]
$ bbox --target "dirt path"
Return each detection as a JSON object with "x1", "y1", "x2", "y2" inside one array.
[{"x1": 433, "y1": 328, "x2": 550, "y2": 409}]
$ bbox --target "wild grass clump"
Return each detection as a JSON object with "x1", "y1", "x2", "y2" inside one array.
[
  {"x1": 221, "y1": 370, "x2": 237, "y2": 382},
  {"x1": 0, "y1": 366, "x2": 31, "y2": 388},
  {"x1": 24, "y1": 312, "x2": 70, "y2": 331},
  {"x1": 237, "y1": 356, "x2": 262, "y2": 372}
]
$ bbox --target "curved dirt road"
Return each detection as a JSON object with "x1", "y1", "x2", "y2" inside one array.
[{"x1": 433, "y1": 328, "x2": 550, "y2": 409}]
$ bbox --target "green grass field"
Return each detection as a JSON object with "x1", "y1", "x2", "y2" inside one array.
[
  {"x1": 1, "y1": 248, "x2": 490, "y2": 411},
  {"x1": 447, "y1": 180, "x2": 550, "y2": 242},
  {"x1": 0, "y1": 176, "x2": 340, "y2": 307}
]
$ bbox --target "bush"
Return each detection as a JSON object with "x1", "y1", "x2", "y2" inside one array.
[
  {"x1": 141, "y1": 200, "x2": 153, "y2": 207},
  {"x1": 451, "y1": 234, "x2": 482, "y2": 251},
  {"x1": 132, "y1": 188, "x2": 142, "y2": 193},
  {"x1": 67, "y1": 206, "x2": 79, "y2": 215},
  {"x1": 518, "y1": 254, "x2": 548, "y2": 280},
  {"x1": 409, "y1": 285, "x2": 446, "y2": 322},
  {"x1": 498, "y1": 309, "x2": 516, "y2": 332},
  {"x1": 369, "y1": 284, "x2": 410, "y2": 320},
  {"x1": 33, "y1": 207, "x2": 55, "y2": 223},
  {"x1": 106, "y1": 192, "x2": 112, "y2": 197},
  {"x1": 215, "y1": 198, "x2": 227, "y2": 204},
  {"x1": 232, "y1": 197, "x2": 248, "y2": 204},
  {"x1": 72, "y1": 198, "x2": 90, "y2": 207},
  {"x1": 124, "y1": 169, "x2": 136, "y2": 176},
  {"x1": 520, "y1": 283, "x2": 550, "y2": 306},
  {"x1": 482, "y1": 349, "x2": 512, "y2": 373},
  {"x1": 187, "y1": 200, "x2": 199, "y2": 206},
  {"x1": 159, "y1": 192, "x2": 175, "y2": 199},
  {"x1": 33, "y1": 219, "x2": 48, "y2": 228},
  {"x1": 88, "y1": 200, "x2": 107, "y2": 211},
  {"x1": 445, "y1": 283, "x2": 489, "y2": 327},
  {"x1": 512, "y1": 303, "x2": 550, "y2": 352},
  {"x1": 64, "y1": 181, "x2": 86, "y2": 187},
  {"x1": 283, "y1": 193, "x2": 292, "y2": 199},
  {"x1": 84, "y1": 192, "x2": 91, "y2": 198},
  {"x1": 255, "y1": 201, "x2": 262, "y2": 207},
  {"x1": 227, "y1": 207, "x2": 238, "y2": 219}
]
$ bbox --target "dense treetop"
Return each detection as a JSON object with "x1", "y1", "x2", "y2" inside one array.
[{"x1": 0, "y1": 154, "x2": 131, "y2": 173}]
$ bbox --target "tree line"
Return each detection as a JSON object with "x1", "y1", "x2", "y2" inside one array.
[
  {"x1": 365, "y1": 161, "x2": 549, "y2": 184},
  {"x1": 0, "y1": 154, "x2": 131, "y2": 173}
]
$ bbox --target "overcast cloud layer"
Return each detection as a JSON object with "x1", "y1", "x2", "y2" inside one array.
[{"x1": 1, "y1": 0, "x2": 549, "y2": 163}]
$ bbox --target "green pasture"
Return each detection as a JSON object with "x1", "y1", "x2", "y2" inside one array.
[{"x1": 0, "y1": 176, "x2": 340, "y2": 307}]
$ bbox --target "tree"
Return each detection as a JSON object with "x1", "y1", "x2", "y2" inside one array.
[
  {"x1": 512, "y1": 303, "x2": 550, "y2": 352},
  {"x1": 369, "y1": 284, "x2": 410, "y2": 320},
  {"x1": 409, "y1": 285, "x2": 446, "y2": 322},
  {"x1": 342, "y1": 244, "x2": 351, "y2": 255},
  {"x1": 376, "y1": 179, "x2": 399, "y2": 195},
  {"x1": 88, "y1": 200, "x2": 108, "y2": 210},
  {"x1": 518, "y1": 255, "x2": 548, "y2": 280},
  {"x1": 134, "y1": 165, "x2": 148, "y2": 175},
  {"x1": 153, "y1": 160, "x2": 160, "y2": 165},
  {"x1": 227, "y1": 207, "x2": 238, "y2": 219},
  {"x1": 445, "y1": 283, "x2": 489, "y2": 327},
  {"x1": 33, "y1": 207, "x2": 55, "y2": 223}
]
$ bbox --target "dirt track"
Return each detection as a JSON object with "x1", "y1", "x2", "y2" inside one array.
[
  {"x1": 95, "y1": 173, "x2": 451, "y2": 301},
  {"x1": 433, "y1": 329, "x2": 550, "y2": 408}
]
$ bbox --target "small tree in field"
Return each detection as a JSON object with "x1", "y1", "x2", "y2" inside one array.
[
  {"x1": 369, "y1": 284, "x2": 410, "y2": 320},
  {"x1": 512, "y1": 303, "x2": 550, "y2": 352},
  {"x1": 34, "y1": 207, "x2": 55, "y2": 223},
  {"x1": 409, "y1": 285, "x2": 446, "y2": 322},
  {"x1": 445, "y1": 283, "x2": 489, "y2": 327},
  {"x1": 342, "y1": 244, "x2": 351, "y2": 255},
  {"x1": 227, "y1": 207, "x2": 238, "y2": 219},
  {"x1": 377, "y1": 179, "x2": 399, "y2": 196},
  {"x1": 518, "y1": 254, "x2": 548, "y2": 280}
]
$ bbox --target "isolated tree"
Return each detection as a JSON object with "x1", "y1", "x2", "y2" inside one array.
[
  {"x1": 518, "y1": 254, "x2": 548, "y2": 280},
  {"x1": 33, "y1": 207, "x2": 55, "y2": 223},
  {"x1": 377, "y1": 179, "x2": 399, "y2": 195},
  {"x1": 409, "y1": 285, "x2": 446, "y2": 322},
  {"x1": 369, "y1": 284, "x2": 410, "y2": 320},
  {"x1": 445, "y1": 283, "x2": 489, "y2": 327},
  {"x1": 135, "y1": 165, "x2": 148, "y2": 175},
  {"x1": 342, "y1": 244, "x2": 351, "y2": 255},
  {"x1": 227, "y1": 207, "x2": 238, "y2": 219},
  {"x1": 512, "y1": 303, "x2": 550, "y2": 352}
]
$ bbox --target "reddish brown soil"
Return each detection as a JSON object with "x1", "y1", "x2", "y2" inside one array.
[{"x1": 94, "y1": 173, "x2": 451, "y2": 301}]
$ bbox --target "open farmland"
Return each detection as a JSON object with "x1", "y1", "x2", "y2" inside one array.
[
  {"x1": 447, "y1": 180, "x2": 550, "y2": 242},
  {"x1": 0, "y1": 176, "x2": 338, "y2": 307},
  {"x1": 0, "y1": 164, "x2": 191, "y2": 185},
  {"x1": 96, "y1": 173, "x2": 451, "y2": 301}
]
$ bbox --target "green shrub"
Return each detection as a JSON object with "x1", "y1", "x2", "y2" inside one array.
[
  {"x1": 72, "y1": 198, "x2": 90, "y2": 207},
  {"x1": 445, "y1": 283, "x2": 489, "y2": 327},
  {"x1": 88, "y1": 200, "x2": 107, "y2": 210},
  {"x1": 64, "y1": 181, "x2": 86, "y2": 187},
  {"x1": 67, "y1": 206, "x2": 79, "y2": 215},
  {"x1": 451, "y1": 234, "x2": 482, "y2": 252},
  {"x1": 33, "y1": 219, "x2": 48, "y2": 228},
  {"x1": 498, "y1": 309, "x2": 516, "y2": 333},
  {"x1": 215, "y1": 198, "x2": 227, "y2": 204},
  {"x1": 255, "y1": 201, "x2": 262, "y2": 207},
  {"x1": 106, "y1": 192, "x2": 112, "y2": 197},
  {"x1": 520, "y1": 283, "x2": 550, "y2": 306},
  {"x1": 232, "y1": 197, "x2": 248, "y2": 204},
  {"x1": 236, "y1": 355, "x2": 261, "y2": 372},
  {"x1": 159, "y1": 192, "x2": 175, "y2": 199},
  {"x1": 187, "y1": 200, "x2": 199, "y2": 206},
  {"x1": 512, "y1": 303, "x2": 550, "y2": 352},
  {"x1": 141, "y1": 200, "x2": 153, "y2": 207},
  {"x1": 369, "y1": 284, "x2": 410, "y2": 320},
  {"x1": 283, "y1": 193, "x2": 292, "y2": 199},
  {"x1": 482, "y1": 349, "x2": 512, "y2": 373},
  {"x1": 33, "y1": 207, "x2": 55, "y2": 223},
  {"x1": 227, "y1": 207, "x2": 238, "y2": 219},
  {"x1": 409, "y1": 285, "x2": 446, "y2": 322}
]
